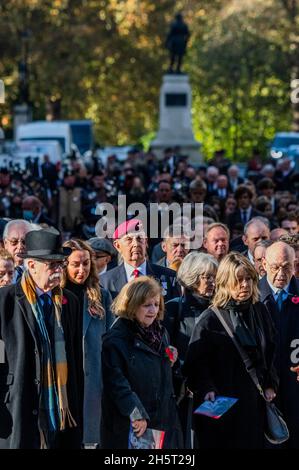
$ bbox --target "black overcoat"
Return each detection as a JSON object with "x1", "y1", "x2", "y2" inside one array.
[
  {"x1": 101, "y1": 317, "x2": 182, "y2": 449},
  {"x1": 259, "y1": 275, "x2": 299, "y2": 448},
  {"x1": 183, "y1": 302, "x2": 278, "y2": 449},
  {"x1": 0, "y1": 282, "x2": 83, "y2": 449},
  {"x1": 101, "y1": 262, "x2": 180, "y2": 303}
]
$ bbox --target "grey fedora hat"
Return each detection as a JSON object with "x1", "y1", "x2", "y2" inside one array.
[
  {"x1": 19, "y1": 227, "x2": 71, "y2": 260},
  {"x1": 87, "y1": 237, "x2": 117, "y2": 257}
]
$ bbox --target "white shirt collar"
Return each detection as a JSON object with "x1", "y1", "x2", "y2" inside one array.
[
  {"x1": 124, "y1": 260, "x2": 147, "y2": 282},
  {"x1": 247, "y1": 250, "x2": 255, "y2": 265},
  {"x1": 267, "y1": 277, "x2": 290, "y2": 296}
]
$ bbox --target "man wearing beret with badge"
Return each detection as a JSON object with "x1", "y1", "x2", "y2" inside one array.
[
  {"x1": 0, "y1": 227, "x2": 83, "y2": 449},
  {"x1": 101, "y1": 218, "x2": 180, "y2": 302}
]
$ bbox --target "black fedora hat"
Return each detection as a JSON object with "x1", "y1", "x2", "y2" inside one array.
[{"x1": 19, "y1": 228, "x2": 72, "y2": 260}]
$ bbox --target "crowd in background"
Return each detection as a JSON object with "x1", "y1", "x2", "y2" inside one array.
[{"x1": 0, "y1": 146, "x2": 299, "y2": 449}]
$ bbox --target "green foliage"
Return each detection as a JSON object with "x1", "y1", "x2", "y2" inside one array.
[{"x1": 0, "y1": 0, "x2": 297, "y2": 160}]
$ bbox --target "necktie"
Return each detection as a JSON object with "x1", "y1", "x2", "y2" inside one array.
[
  {"x1": 133, "y1": 269, "x2": 140, "y2": 279},
  {"x1": 40, "y1": 293, "x2": 53, "y2": 336},
  {"x1": 242, "y1": 210, "x2": 247, "y2": 225},
  {"x1": 276, "y1": 290, "x2": 285, "y2": 312},
  {"x1": 15, "y1": 266, "x2": 23, "y2": 282}
]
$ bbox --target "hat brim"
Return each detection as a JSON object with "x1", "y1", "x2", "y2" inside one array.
[{"x1": 18, "y1": 247, "x2": 72, "y2": 260}]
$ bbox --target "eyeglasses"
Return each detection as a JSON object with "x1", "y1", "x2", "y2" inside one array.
[
  {"x1": 95, "y1": 254, "x2": 108, "y2": 259},
  {"x1": 40, "y1": 260, "x2": 69, "y2": 270},
  {"x1": 267, "y1": 263, "x2": 293, "y2": 274},
  {"x1": 5, "y1": 238, "x2": 26, "y2": 246}
]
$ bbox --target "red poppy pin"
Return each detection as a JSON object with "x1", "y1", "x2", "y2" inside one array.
[
  {"x1": 291, "y1": 296, "x2": 299, "y2": 304},
  {"x1": 165, "y1": 346, "x2": 175, "y2": 362},
  {"x1": 62, "y1": 296, "x2": 68, "y2": 305}
]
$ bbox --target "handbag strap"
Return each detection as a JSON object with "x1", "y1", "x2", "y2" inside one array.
[{"x1": 211, "y1": 306, "x2": 265, "y2": 400}]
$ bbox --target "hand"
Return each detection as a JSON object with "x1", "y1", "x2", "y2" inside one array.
[
  {"x1": 132, "y1": 419, "x2": 147, "y2": 437},
  {"x1": 290, "y1": 365, "x2": 299, "y2": 382},
  {"x1": 264, "y1": 388, "x2": 276, "y2": 401},
  {"x1": 166, "y1": 345, "x2": 178, "y2": 367},
  {"x1": 204, "y1": 391, "x2": 215, "y2": 402}
]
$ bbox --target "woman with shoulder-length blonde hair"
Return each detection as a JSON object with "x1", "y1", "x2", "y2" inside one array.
[
  {"x1": 62, "y1": 238, "x2": 114, "y2": 449},
  {"x1": 183, "y1": 252, "x2": 278, "y2": 449},
  {"x1": 101, "y1": 275, "x2": 183, "y2": 449}
]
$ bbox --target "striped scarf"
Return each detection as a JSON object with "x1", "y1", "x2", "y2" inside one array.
[{"x1": 21, "y1": 270, "x2": 76, "y2": 448}]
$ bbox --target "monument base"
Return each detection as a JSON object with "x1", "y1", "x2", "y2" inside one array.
[
  {"x1": 13, "y1": 103, "x2": 32, "y2": 139},
  {"x1": 151, "y1": 74, "x2": 202, "y2": 165}
]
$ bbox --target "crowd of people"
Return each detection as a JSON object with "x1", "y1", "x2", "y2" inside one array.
[{"x1": 0, "y1": 146, "x2": 299, "y2": 449}]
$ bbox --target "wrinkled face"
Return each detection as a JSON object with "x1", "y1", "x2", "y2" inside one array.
[
  {"x1": 114, "y1": 233, "x2": 147, "y2": 267},
  {"x1": 197, "y1": 270, "x2": 216, "y2": 297},
  {"x1": 281, "y1": 220, "x2": 298, "y2": 235},
  {"x1": 253, "y1": 245, "x2": 267, "y2": 278},
  {"x1": 230, "y1": 267, "x2": 253, "y2": 302},
  {"x1": 28, "y1": 259, "x2": 67, "y2": 291},
  {"x1": 135, "y1": 294, "x2": 160, "y2": 328},
  {"x1": 0, "y1": 259, "x2": 14, "y2": 287},
  {"x1": 67, "y1": 250, "x2": 91, "y2": 284},
  {"x1": 204, "y1": 228, "x2": 229, "y2": 261},
  {"x1": 243, "y1": 224, "x2": 270, "y2": 254},
  {"x1": 4, "y1": 224, "x2": 30, "y2": 266},
  {"x1": 263, "y1": 249, "x2": 294, "y2": 288},
  {"x1": 162, "y1": 236, "x2": 190, "y2": 264}
]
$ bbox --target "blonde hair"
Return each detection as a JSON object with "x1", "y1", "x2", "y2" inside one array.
[
  {"x1": 0, "y1": 249, "x2": 14, "y2": 263},
  {"x1": 212, "y1": 252, "x2": 259, "y2": 308},
  {"x1": 112, "y1": 276, "x2": 164, "y2": 321},
  {"x1": 62, "y1": 239, "x2": 104, "y2": 318}
]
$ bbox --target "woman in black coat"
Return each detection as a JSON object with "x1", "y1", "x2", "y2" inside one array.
[
  {"x1": 183, "y1": 252, "x2": 278, "y2": 449},
  {"x1": 165, "y1": 252, "x2": 218, "y2": 373},
  {"x1": 101, "y1": 276, "x2": 183, "y2": 449}
]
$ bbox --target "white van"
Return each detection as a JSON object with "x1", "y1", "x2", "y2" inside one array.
[{"x1": 16, "y1": 121, "x2": 72, "y2": 155}]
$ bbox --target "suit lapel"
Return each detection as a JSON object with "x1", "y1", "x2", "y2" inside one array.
[
  {"x1": 115, "y1": 264, "x2": 128, "y2": 291},
  {"x1": 15, "y1": 283, "x2": 41, "y2": 354}
]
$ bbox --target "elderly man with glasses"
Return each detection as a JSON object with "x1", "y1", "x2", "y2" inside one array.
[
  {"x1": 101, "y1": 218, "x2": 180, "y2": 302},
  {"x1": 3, "y1": 219, "x2": 33, "y2": 282},
  {"x1": 0, "y1": 227, "x2": 83, "y2": 448},
  {"x1": 259, "y1": 241, "x2": 299, "y2": 449}
]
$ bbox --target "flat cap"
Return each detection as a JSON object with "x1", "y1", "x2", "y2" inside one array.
[{"x1": 87, "y1": 237, "x2": 117, "y2": 257}]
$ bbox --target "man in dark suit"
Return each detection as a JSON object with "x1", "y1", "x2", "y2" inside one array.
[
  {"x1": 242, "y1": 217, "x2": 270, "y2": 264},
  {"x1": 101, "y1": 219, "x2": 180, "y2": 302},
  {"x1": 227, "y1": 164, "x2": 244, "y2": 193},
  {"x1": 41, "y1": 154, "x2": 59, "y2": 191},
  {"x1": 259, "y1": 241, "x2": 299, "y2": 448},
  {"x1": 227, "y1": 185, "x2": 260, "y2": 233},
  {"x1": 157, "y1": 224, "x2": 190, "y2": 269},
  {"x1": 22, "y1": 195, "x2": 55, "y2": 227},
  {"x1": 0, "y1": 228, "x2": 83, "y2": 448}
]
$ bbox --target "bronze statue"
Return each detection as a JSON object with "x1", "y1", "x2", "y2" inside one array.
[{"x1": 166, "y1": 13, "x2": 190, "y2": 74}]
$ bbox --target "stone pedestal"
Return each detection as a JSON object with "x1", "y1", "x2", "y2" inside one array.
[
  {"x1": 151, "y1": 74, "x2": 202, "y2": 164},
  {"x1": 13, "y1": 103, "x2": 32, "y2": 140}
]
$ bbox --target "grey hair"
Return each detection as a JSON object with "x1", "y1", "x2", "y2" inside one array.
[
  {"x1": 3, "y1": 219, "x2": 34, "y2": 240},
  {"x1": 243, "y1": 216, "x2": 270, "y2": 235},
  {"x1": 252, "y1": 239, "x2": 272, "y2": 258},
  {"x1": 177, "y1": 251, "x2": 218, "y2": 290}
]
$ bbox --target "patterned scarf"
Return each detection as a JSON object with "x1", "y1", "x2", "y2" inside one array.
[{"x1": 21, "y1": 270, "x2": 76, "y2": 448}]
